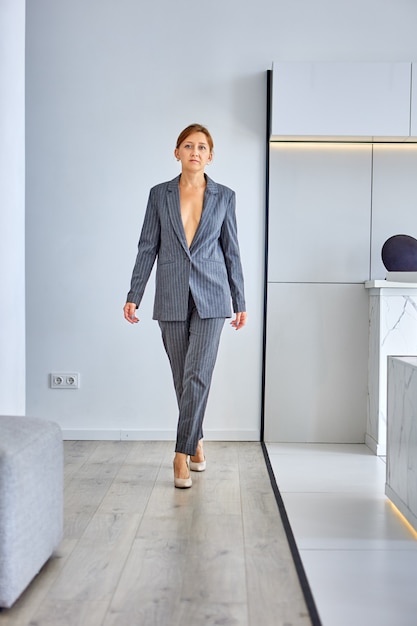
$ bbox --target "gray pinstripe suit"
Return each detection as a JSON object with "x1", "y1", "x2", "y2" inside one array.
[{"x1": 127, "y1": 174, "x2": 246, "y2": 455}]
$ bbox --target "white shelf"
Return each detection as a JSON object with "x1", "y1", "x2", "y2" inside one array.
[{"x1": 271, "y1": 62, "x2": 413, "y2": 141}]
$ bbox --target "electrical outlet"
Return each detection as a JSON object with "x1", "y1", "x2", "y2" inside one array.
[{"x1": 50, "y1": 373, "x2": 80, "y2": 389}]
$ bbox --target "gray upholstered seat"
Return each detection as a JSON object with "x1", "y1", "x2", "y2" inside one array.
[{"x1": 0, "y1": 416, "x2": 63, "y2": 608}]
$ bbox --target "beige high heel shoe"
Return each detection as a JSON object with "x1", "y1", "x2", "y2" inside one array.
[
  {"x1": 173, "y1": 457, "x2": 192, "y2": 489},
  {"x1": 190, "y1": 444, "x2": 206, "y2": 472},
  {"x1": 189, "y1": 458, "x2": 206, "y2": 472}
]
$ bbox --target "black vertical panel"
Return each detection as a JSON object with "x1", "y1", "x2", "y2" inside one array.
[{"x1": 260, "y1": 69, "x2": 272, "y2": 442}]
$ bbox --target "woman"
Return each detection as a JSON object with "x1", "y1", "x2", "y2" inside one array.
[{"x1": 124, "y1": 123, "x2": 246, "y2": 488}]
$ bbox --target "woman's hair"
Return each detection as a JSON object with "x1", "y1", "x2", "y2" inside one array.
[{"x1": 176, "y1": 123, "x2": 214, "y2": 152}]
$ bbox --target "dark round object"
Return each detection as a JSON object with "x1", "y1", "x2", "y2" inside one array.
[{"x1": 381, "y1": 234, "x2": 417, "y2": 271}]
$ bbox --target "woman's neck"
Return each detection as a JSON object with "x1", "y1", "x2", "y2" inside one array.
[{"x1": 179, "y1": 172, "x2": 206, "y2": 189}]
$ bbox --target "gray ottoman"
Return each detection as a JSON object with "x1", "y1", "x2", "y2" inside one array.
[{"x1": 0, "y1": 416, "x2": 63, "y2": 608}]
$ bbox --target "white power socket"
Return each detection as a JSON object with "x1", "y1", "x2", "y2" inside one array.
[{"x1": 50, "y1": 373, "x2": 80, "y2": 389}]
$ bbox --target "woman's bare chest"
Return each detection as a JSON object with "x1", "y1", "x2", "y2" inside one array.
[{"x1": 179, "y1": 187, "x2": 205, "y2": 247}]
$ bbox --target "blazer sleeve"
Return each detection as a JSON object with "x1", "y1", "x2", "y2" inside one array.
[
  {"x1": 126, "y1": 188, "x2": 161, "y2": 307},
  {"x1": 220, "y1": 190, "x2": 246, "y2": 313}
]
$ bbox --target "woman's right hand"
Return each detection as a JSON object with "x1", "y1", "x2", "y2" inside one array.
[{"x1": 124, "y1": 302, "x2": 139, "y2": 324}]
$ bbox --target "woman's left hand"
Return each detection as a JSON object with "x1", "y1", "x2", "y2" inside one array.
[{"x1": 230, "y1": 312, "x2": 247, "y2": 331}]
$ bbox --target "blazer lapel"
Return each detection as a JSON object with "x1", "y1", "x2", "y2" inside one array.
[
  {"x1": 166, "y1": 176, "x2": 190, "y2": 256},
  {"x1": 189, "y1": 176, "x2": 218, "y2": 252}
]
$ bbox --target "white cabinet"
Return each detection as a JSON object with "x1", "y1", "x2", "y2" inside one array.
[
  {"x1": 264, "y1": 62, "x2": 417, "y2": 446},
  {"x1": 264, "y1": 283, "x2": 368, "y2": 443},
  {"x1": 271, "y1": 62, "x2": 411, "y2": 140},
  {"x1": 370, "y1": 144, "x2": 417, "y2": 279},
  {"x1": 268, "y1": 142, "x2": 372, "y2": 283},
  {"x1": 411, "y1": 63, "x2": 417, "y2": 137}
]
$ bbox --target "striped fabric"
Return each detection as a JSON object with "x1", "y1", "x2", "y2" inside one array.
[
  {"x1": 159, "y1": 294, "x2": 225, "y2": 455},
  {"x1": 127, "y1": 174, "x2": 246, "y2": 321}
]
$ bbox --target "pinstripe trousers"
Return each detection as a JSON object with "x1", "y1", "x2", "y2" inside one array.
[{"x1": 159, "y1": 292, "x2": 225, "y2": 456}]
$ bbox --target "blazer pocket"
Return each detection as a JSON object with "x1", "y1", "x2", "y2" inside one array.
[
  {"x1": 157, "y1": 259, "x2": 176, "y2": 266},
  {"x1": 201, "y1": 258, "x2": 225, "y2": 266}
]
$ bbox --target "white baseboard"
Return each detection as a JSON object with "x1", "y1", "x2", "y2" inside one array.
[
  {"x1": 62, "y1": 428, "x2": 260, "y2": 441},
  {"x1": 365, "y1": 433, "x2": 386, "y2": 456}
]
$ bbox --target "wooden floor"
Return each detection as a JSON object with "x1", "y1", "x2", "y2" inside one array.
[{"x1": 2, "y1": 441, "x2": 312, "y2": 626}]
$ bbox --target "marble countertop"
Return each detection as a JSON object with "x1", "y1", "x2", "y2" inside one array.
[
  {"x1": 365, "y1": 280, "x2": 417, "y2": 288},
  {"x1": 390, "y1": 356, "x2": 417, "y2": 368}
]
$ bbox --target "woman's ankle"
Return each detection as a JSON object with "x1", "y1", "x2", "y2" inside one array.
[
  {"x1": 190, "y1": 441, "x2": 204, "y2": 462},
  {"x1": 173, "y1": 452, "x2": 190, "y2": 478}
]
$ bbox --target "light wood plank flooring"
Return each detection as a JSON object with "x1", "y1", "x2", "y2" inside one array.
[{"x1": 1, "y1": 441, "x2": 312, "y2": 626}]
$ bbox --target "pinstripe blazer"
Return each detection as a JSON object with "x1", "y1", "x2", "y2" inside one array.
[{"x1": 127, "y1": 174, "x2": 246, "y2": 321}]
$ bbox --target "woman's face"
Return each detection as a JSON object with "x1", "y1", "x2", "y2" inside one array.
[{"x1": 174, "y1": 132, "x2": 213, "y2": 172}]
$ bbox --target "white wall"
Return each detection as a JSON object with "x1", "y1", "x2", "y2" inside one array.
[
  {"x1": 25, "y1": 0, "x2": 417, "y2": 440},
  {"x1": 0, "y1": 0, "x2": 25, "y2": 415}
]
